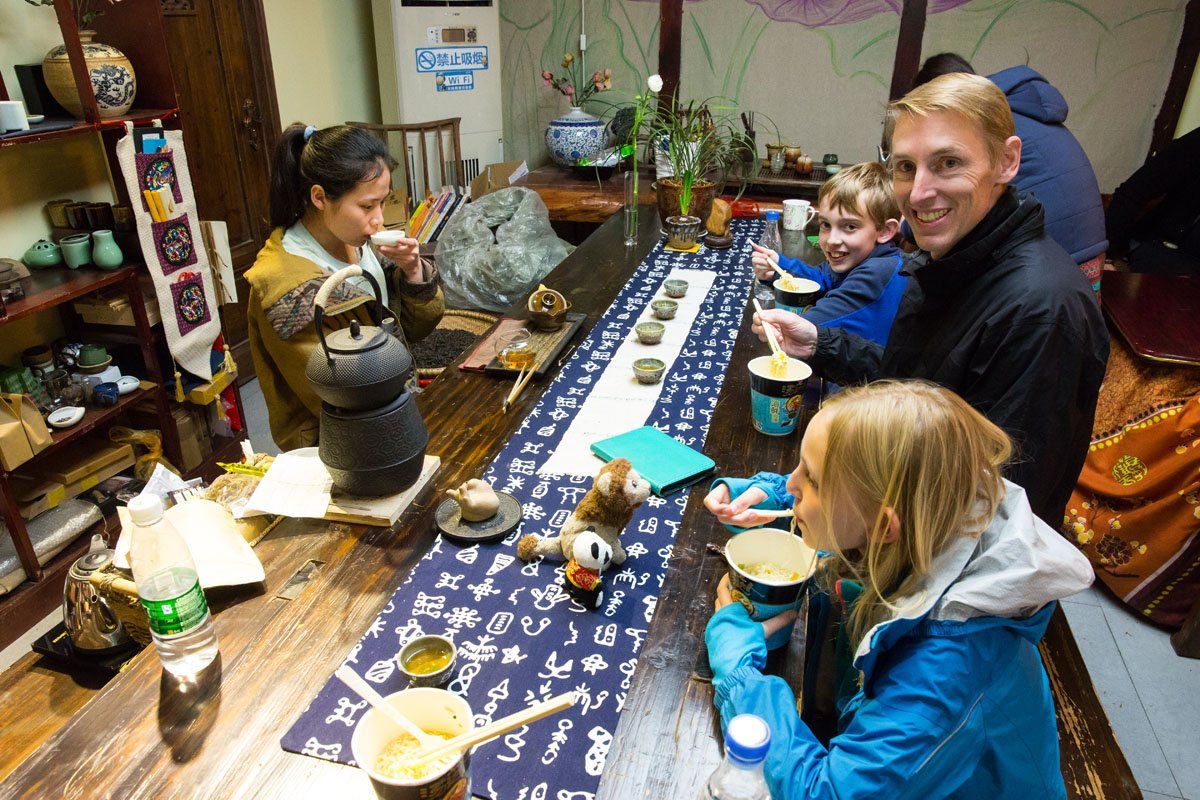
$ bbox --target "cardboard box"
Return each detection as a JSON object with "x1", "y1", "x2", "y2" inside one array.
[
  {"x1": 74, "y1": 285, "x2": 161, "y2": 327},
  {"x1": 29, "y1": 440, "x2": 134, "y2": 486},
  {"x1": 382, "y1": 189, "x2": 410, "y2": 228},
  {"x1": 469, "y1": 160, "x2": 528, "y2": 200}
]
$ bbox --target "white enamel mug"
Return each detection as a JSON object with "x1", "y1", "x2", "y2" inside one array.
[{"x1": 782, "y1": 199, "x2": 816, "y2": 232}]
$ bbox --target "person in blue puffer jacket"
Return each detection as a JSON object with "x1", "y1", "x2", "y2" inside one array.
[
  {"x1": 705, "y1": 380, "x2": 1094, "y2": 800},
  {"x1": 910, "y1": 55, "x2": 1107, "y2": 291},
  {"x1": 750, "y1": 163, "x2": 907, "y2": 347}
]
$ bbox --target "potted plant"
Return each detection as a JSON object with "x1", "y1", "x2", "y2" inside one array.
[
  {"x1": 647, "y1": 96, "x2": 755, "y2": 244},
  {"x1": 541, "y1": 52, "x2": 613, "y2": 168}
]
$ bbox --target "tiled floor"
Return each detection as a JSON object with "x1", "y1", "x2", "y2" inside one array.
[
  {"x1": 1063, "y1": 584, "x2": 1200, "y2": 799},
  {"x1": 4, "y1": 377, "x2": 1199, "y2": 799}
]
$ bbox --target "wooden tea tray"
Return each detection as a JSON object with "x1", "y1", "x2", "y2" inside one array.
[{"x1": 471, "y1": 312, "x2": 586, "y2": 378}]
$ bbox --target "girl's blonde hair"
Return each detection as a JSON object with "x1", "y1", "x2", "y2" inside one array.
[{"x1": 814, "y1": 380, "x2": 1011, "y2": 649}]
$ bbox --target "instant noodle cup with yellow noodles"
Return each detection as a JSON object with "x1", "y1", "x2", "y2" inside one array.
[
  {"x1": 725, "y1": 527, "x2": 818, "y2": 650},
  {"x1": 350, "y1": 687, "x2": 473, "y2": 799}
]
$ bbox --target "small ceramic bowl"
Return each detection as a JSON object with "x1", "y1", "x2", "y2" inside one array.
[
  {"x1": 633, "y1": 358, "x2": 666, "y2": 384},
  {"x1": 77, "y1": 344, "x2": 108, "y2": 367},
  {"x1": 651, "y1": 299, "x2": 678, "y2": 320},
  {"x1": 663, "y1": 279, "x2": 689, "y2": 298},
  {"x1": 93, "y1": 382, "x2": 119, "y2": 407},
  {"x1": 47, "y1": 406, "x2": 84, "y2": 429},
  {"x1": 370, "y1": 230, "x2": 407, "y2": 247},
  {"x1": 116, "y1": 375, "x2": 140, "y2": 395},
  {"x1": 397, "y1": 635, "x2": 457, "y2": 688},
  {"x1": 27, "y1": 114, "x2": 45, "y2": 125},
  {"x1": 635, "y1": 321, "x2": 665, "y2": 345}
]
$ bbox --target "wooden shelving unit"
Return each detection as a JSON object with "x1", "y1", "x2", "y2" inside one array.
[{"x1": 0, "y1": 0, "x2": 247, "y2": 651}]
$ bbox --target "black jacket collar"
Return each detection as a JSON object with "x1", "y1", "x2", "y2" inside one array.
[{"x1": 903, "y1": 188, "x2": 1045, "y2": 298}]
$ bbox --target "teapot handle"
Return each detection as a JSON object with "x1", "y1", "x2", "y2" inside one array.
[{"x1": 312, "y1": 265, "x2": 385, "y2": 359}]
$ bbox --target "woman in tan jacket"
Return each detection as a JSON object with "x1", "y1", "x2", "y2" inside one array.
[{"x1": 247, "y1": 123, "x2": 444, "y2": 451}]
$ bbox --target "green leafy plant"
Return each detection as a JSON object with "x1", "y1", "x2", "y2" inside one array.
[{"x1": 646, "y1": 95, "x2": 756, "y2": 217}]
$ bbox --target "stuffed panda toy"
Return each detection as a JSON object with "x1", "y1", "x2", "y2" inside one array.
[{"x1": 563, "y1": 530, "x2": 613, "y2": 610}]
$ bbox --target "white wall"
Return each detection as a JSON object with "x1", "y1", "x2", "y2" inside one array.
[{"x1": 261, "y1": 0, "x2": 384, "y2": 127}]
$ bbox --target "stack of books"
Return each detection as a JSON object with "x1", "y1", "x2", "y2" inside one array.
[{"x1": 407, "y1": 190, "x2": 465, "y2": 244}]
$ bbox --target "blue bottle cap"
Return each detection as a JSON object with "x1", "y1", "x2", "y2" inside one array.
[
  {"x1": 724, "y1": 714, "x2": 771, "y2": 765},
  {"x1": 764, "y1": 210, "x2": 782, "y2": 220}
]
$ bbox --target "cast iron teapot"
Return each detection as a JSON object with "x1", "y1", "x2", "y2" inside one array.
[{"x1": 305, "y1": 265, "x2": 414, "y2": 411}]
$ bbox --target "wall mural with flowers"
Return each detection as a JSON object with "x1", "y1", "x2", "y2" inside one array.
[{"x1": 499, "y1": 0, "x2": 1187, "y2": 191}]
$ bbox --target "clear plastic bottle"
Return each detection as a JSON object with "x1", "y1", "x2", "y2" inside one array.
[
  {"x1": 755, "y1": 210, "x2": 782, "y2": 307},
  {"x1": 699, "y1": 714, "x2": 772, "y2": 800},
  {"x1": 128, "y1": 494, "x2": 219, "y2": 678}
]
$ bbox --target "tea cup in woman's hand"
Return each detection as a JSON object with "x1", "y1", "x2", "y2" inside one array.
[{"x1": 373, "y1": 232, "x2": 423, "y2": 282}]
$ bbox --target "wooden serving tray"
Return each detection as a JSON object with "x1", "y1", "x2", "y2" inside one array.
[{"x1": 475, "y1": 312, "x2": 586, "y2": 378}]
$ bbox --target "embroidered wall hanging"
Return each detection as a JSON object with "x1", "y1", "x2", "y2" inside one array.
[{"x1": 116, "y1": 121, "x2": 221, "y2": 380}]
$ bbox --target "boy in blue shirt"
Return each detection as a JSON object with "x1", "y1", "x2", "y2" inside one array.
[{"x1": 752, "y1": 162, "x2": 906, "y2": 346}]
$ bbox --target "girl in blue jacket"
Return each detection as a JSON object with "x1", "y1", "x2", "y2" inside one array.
[{"x1": 705, "y1": 380, "x2": 1094, "y2": 800}]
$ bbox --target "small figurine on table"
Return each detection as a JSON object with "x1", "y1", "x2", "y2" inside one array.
[
  {"x1": 563, "y1": 530, "x2": 612, "y2": 609},
  {"x1": 706, "y1": 198, "x2": 734, "y2": 249}
]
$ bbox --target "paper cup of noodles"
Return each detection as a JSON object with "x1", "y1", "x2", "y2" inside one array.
[
  {"x1": 747, "y1": 355, "x2": 812, "y2": 436},
  {"x1": 725, "y1": 527, "x2": 818, "y2": 649},
  {"x1": 773, "y1": 275, "x2": 823, "y2": 315},
  {"x1": 351, "y1": 687, "x2": 473, "y2": 800},
  {"x1": 370, "y1": 230, "x2": 408, "y2": 247}
]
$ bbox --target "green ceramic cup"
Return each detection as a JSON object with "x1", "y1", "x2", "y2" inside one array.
[{"x1": 60, "y1": 233, "x2": 92, "y2": 269}]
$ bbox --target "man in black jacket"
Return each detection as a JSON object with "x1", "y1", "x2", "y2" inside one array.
[{"x1": 754, "y1": 73, "x2": 1108, "y2": 526}]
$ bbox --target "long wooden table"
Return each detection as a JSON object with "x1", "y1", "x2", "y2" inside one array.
[{"x1": 0, "y1": 215, "x2": 1140, "y2": 799}]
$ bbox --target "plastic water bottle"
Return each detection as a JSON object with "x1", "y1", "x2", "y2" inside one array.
[
  {"x1": 755, "y1": 210, "x2": 782, "y2": 307},
  {"x1": 699, "y1": 714, "x2": 772, "y2": 800},
  {"x1": 128, "y1": 494, "x2": 219, "y2": 678}
]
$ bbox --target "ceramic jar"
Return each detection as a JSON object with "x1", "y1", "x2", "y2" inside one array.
[
  {"x1": 545, "y1": 107, "x2": 607, "y2": 168},
  {"x1": 22, "y1": 240, "x2": 62, "y2": 269},
  {"x1": 43, "y1": 30, "x2": 137, "y2": 120},
  {"x1": 91, "y1": 230, "x2": 124, "y2": 270}
]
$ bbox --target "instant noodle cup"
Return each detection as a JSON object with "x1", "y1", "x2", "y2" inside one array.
[
  {"x1": 724, "y1": 527, "x2": 818, "y2": 649},
  {"x1": 351, "y1": 687, "x2": 473, "y2": 800},
  {"x1": 748, "y1": 355, "x2": 812, "y2": 436},
  {"x1": 772, "y1": 276, "x2": 823, "y2": 314}
]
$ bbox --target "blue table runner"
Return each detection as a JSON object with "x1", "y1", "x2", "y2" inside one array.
[{"x1": 282, "y1": 220, "x2": 761, "y2": 798}]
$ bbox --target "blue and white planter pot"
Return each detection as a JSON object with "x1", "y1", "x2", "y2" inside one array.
[{"x1": 545, "y1": 107, "x2": 608, "y2": 168}]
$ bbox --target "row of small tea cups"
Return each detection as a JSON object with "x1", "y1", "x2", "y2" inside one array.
[{"x1": 632, "y1": 278, "x2": 691, "y2": 384}]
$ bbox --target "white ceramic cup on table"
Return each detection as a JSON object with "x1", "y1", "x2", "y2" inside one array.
[
  {"x1": 782, "y1": 199, "x2": 816, "y2": 232},
  {"x1": 0, "y1": 100, "x2": 31, "y2": 133}
]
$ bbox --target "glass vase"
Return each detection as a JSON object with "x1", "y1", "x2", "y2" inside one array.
[{"x1": 623, "y1": 170, "x2": 638, "y2": 247}]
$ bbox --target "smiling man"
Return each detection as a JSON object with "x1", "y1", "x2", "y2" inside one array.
[{"x1": 753, "y1": 73, "x2": 1108, "y2": 526}]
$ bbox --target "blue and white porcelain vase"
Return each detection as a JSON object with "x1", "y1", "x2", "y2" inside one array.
[
  {"x1": 44, "y1": 30, "x2": 137, "y2": 120},
  {"x1": 545, "y1": 106, "x2": 607, "y2": 168}
]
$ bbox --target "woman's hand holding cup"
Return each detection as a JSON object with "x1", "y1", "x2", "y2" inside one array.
[
  {"x1": 372, "y1": 230, "x2": 423, "y2": 283},
  {"x1": 752, "y1": 308, "x2": 818, "y2": 360}
]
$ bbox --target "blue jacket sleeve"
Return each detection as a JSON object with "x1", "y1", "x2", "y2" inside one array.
[
  {"x1": 710, "y1": 627, "x2": 987, "y2": 800},
  {"x1": 776, "y1": 255, "x2": 835, "y2": 290},
  {"x1": 801, "y1": 256, "x2": 895, "y2": 328},
  {"x1": 712, "y1": 472, "x2": 794, "y2": 508}
]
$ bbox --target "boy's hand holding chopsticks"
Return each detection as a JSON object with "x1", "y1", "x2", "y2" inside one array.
[{"x1": 749, "y1": 240, "x2": 781, "y2": 281}]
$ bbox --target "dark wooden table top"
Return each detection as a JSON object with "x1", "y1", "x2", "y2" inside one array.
[
  {"x1": 1102, "y1": 271, "x2": 1200, "y2": 366},
  {"x1": 0, "y1": 215, "x2": 1140, "y2": 799},
  {"x1": 513, "y1": 164, "x2": 790, "y2": 224}
]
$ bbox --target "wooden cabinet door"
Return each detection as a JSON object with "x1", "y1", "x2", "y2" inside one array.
[{"x1": 161, "y1": 0, "x2": 280, "y2": 382}]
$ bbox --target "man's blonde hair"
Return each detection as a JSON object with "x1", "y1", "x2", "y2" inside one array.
[
  {"x1": 816, "y1": 162, "x2": 900, "y2": 230},
  {"x1": 884, "y1": 72, "x2": 1015, "y2": 163},
  {"x1": 812, "y1": 380, "x2": 1011, "y2": 649}
]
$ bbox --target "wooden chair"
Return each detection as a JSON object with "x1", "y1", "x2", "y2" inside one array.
[{"x1": 347, "y1": 118, "x2": 465, "y2": 207}]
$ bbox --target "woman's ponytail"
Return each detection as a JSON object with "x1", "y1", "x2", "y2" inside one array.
[
  {"x1": 267, "y1": 123, "x2": 396, "y2": 231},
  {"x1": 269, "y1": 123, "x2": 311, "y2": 230}
]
